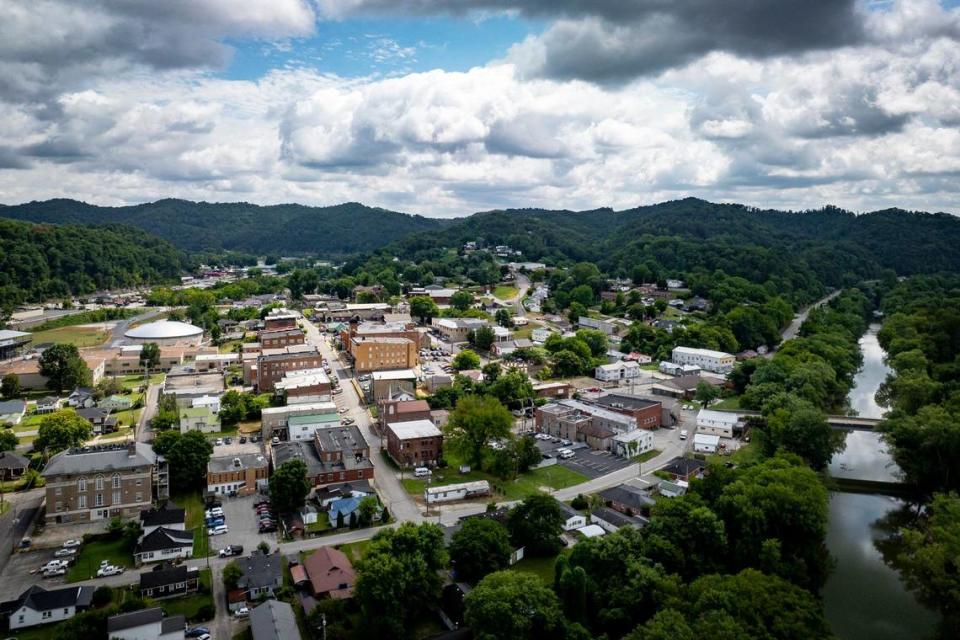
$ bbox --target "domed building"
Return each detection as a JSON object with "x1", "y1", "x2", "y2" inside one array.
[{"x1": 124, "y1": 320, "x2": 204, "y2": 346}]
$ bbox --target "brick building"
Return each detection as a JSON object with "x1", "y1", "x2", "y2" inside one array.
[
  {"x1": 259, "y1": 328, "x2": 305, "y2": 350},
  {"x1": 385, "y1": 419, "x2": 443, "y2": 467},
  {"x1": 207, "y1": 453, "x2": 270, "y2": 496},
  {"x1": 591, "y1": 393, "x2": 662, "y2": 430},
  {"x1": 256, "y1": 344, "x2": 324, "y2": 392},
  {"x1": 271, "y1": 426, "x2": 373, "y2": 487},
  {"x1": 42, "y1": 442, "x2": 165, "y2": 524},
  {"x1": 263, "y1": 311, "x2": 298, "y2": 332},
  {"x1": 349, "y1": 337, "x2": 418, "y2": 373},
  {"x1": 378, "y1": 399, "x2": 432, "y2": 430}
]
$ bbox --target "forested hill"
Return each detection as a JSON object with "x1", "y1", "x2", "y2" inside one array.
[
  {"x1": 0, "y1": 198, "x2": 445, "y2": 256},
  {"x1": 0, "y1": 218, "x2": 189, "y2": 306},
  {"x1": 385, "y1": 198, "x2": 960, "y2": 294}
]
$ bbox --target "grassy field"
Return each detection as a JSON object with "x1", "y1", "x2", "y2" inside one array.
[
  {"x1": 118, "y1": 373, "x2": 165, "y2": 390},
  {"x1": 401, "y1": 452, "x2": 588, "y2": 501},
  {"x1": 493, "y1": 285, "x2": 519, "y2": 300},
  {"x1": 177, "y1": 491, "x2": 211, "y2": 558},
  {"x1": 160, "y1": 569, "x2": 214, "y2": 622},
  {"x1": 336, "y1": 539, "x2": 373, "y2": 563},
  {"x1": 712, "y1": 395, "x2": 743, "y2": 410},
  {"x1": 507, "y1": 550, "x2": 570, "y2": 583},
  {"x1": 29, "y1": 325, "x2": 109, "y2": 348},
  {"x1": 66, "y1": 538, "x2": 134, "y2": 582},
  {"x1": 634, "y1": 448, "x2": 662, "y2": 464}
]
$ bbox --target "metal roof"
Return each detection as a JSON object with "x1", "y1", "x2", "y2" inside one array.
[{"x1": 125, "y1": 320, "x2": 203, "y2": 339}]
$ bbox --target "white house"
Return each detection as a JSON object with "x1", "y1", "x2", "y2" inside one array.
[
  {"x1": 531, "y1": 328, "x2": 553, "y2": 343},
  {"x1": 696, "y1": 409, "x2": 738, "y2": 438},
  {"x1": 595, "y1": 361, "x2": 641, "y2": 382},
  {"x1": 424, "y1": 480, "x2": 490, "y2": 503},
  {"x1": 557, "y1": 500, "x2": 587, "y2": 531},
  {"x1": 134, "y1": 527, "x2": 194, "y2": 564},
  {"x1": 179, "y1": 406, "x2": 220, "y2": 434},
  {"x1": 0, "y1": 399, "x2": 26, "y2": 426},
  {"x1": 612, "y1": 429, "x2": 654, "y2": 458},
  {"x1": 191, "y1": 394, "x2": 222, "y2": 414},
  {"x1": 693, "y1": 433, "x2": 721, "y2": 454},
  {"x1": 671, "y1": 346, "x2": 735, "y2": 374},
  {"x1": 107, "y1": 607, "x2": 186, "y2": 640},
  {"x1": 659, "y1": 361, "x2": 701, "y2": 376},
  {"x1": 0, "y1": 585, "x2": 94, "y2": 630}
]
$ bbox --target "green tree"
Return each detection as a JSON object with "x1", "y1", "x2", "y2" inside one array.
[
  {"x1": 218, "y1": 390, "x2": 247, "y2": 427},
  {"x1": 881, "y1": 405, "x2": 960, "y2": 496},
  {"x1": 222, "y1": 560, "x2": 243, "y2": 590},
  {"x1": 355, "y1": 523, "x2": 448, "y2": 637},
  {"x1": 139, "y1": 342, "x2": 160, "y2": 374},
  {"x1": 495, "y1": 308, "x2": 514, "y2": 328},
  {"x1": 152, "y1": 430, "x2": 213, "y2": 490},
  {"x1": 444, "y1": 396, "x2": 514, "y2": 469},
  {"x1": 759, "y1": 400, "x2": 840, "y2": 470},
  {"x1": 507, "y1": 493, "x2": 565, "y2": 557},
  {"x1": 1, "y1": 373, "x2": 21, "y2": 399},
  {"x1": 693, "y1": 380, "x2": 720, "y2": 408},
  {"x1": 35, "y1": 410, "x2": 92, "y2": 454},
  {"x1": 357, "y1": 495, "x2": 380, "y2": 527},
  {"x1": 409, "y1": 296, "x2": 440, "y2": 322},
  {"x1": 452, "y1": 349, "x2": 481, "y2": 371},
  {"x1": 39, "y1": 343, "x2": 91, "y2": 393},
  {"x1": 450, "y1": 290, "x2": 475, "y2": 311},
  {"x1": 515, "y1": 435, "x2": 542, "y2": 472},
  {"x1": 471, "y1": 326, "x2": 496, "y2": 351},
  {"x1": 0, "y1": 429, "x2": 18, "y2": 452},
  {"x1": 575, "y1": 329, "x2": 607, "y2": 358},
  {"x1": 487, "y1": 368, "x2": 535, "y2": 406},
  {"x1": 449, "y1": 518, "x2": 513, "y2": 582},
  {"x1": 464, "y1": 571, "x2": 565, "y2": 640},
  {"x1": 269, "y1": 459, "x2": 312, "y2": 514}
]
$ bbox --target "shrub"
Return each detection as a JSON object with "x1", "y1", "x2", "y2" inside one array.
[
  {"x1": 194, "y1": 603, "x2": 216, "y2": 622},
  {"x1": 570, "y1": 494, "x2": 588, "y2": 511},
  {"x1": 92, "y1": 586, "x2": 113, "y2": 607}
]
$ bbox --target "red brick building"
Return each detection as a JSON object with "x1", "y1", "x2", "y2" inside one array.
[
  {"x1": 385, "y1": 419, "x2": 443, "y2": 467},
  {"x1": 259, "y1": 328, "x2": 305, "y2": 349},
  {"x1": 256, "y1": 345, "x2": 323, "y2": 392},
  {"x1": 591, "y1": 394, "x2": 662, "y2": 430}
]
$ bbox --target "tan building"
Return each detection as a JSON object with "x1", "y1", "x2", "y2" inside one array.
[
  {"x1": 256, "y1": 344, "x2": 323, "y2": 392},
  {"x1": 42, "y1": 442, "x2": 164, "y2": 524},
  {"x1": 378, "y1": 398, "x2": 432, "y2": 430},
  {"x1": 341, "y1": 321, "x2": 426, "y2": 356},
  {"x1": 350, "y1": 337, "x2": 418, "y2": 373},
  {"x1": 0, "y1": 355, "x2": 105, "y2": 390},
  {"x1": 207, "y1": 453, "x2": 269, "y2": 496},
  {"x1": 430, "y1": 318, "x2": 489, "y2": 343}
]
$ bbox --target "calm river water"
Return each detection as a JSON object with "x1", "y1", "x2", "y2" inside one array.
[{"x1": 822, "y1": 324, "x2": 939, "y2": 640}]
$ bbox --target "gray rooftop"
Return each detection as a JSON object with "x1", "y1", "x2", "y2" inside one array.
[
  {"x1": 43, "y1": 442, "x2": 156, "y2": 477},
  {"x1": 239, "y1": 551, "x2": 283, "y2": 590},
  {"x1": 208, "y1": 453, "x2": 269, "y2": 474},
  {"x1": 250, "y1": 599, "x2": 302, "y2": 640}
]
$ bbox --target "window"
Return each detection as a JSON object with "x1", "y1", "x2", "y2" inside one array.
[
  {"x1": 112, "y1": 474, "x2": 121, "y2": 489},
  {"x1": 78, "y1": 495, "x2": 86, "y2": 509},
  {"x1": 135, "y1": 492, "x2": 142, "y2": 502},
  {"x1": 78, "y1": 477, "x2": 87, "y2": 492},
  {"x1": 136, "y1": 478, "x2": 143, "y2": 486},
  {"x1": 55, "y1": 486, "x2": 62, "y2": 496},
  {"x1": 95, "y1": 476, "x2": 104, "y2": 491},
  {"x1": 113, "y1": 491, "x2": 121, "y2": 504},
  {"x1": 42, "y1": 611, "x2": 52, "y2": 619},
  {"x1": 95, "y1": 493, "x2": 103, "y2": 507},
  {"x1": 55, "y1": 501, "x2": 62, "y2": 512}
]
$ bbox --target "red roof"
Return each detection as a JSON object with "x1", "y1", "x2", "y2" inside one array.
[
  {"x1": 396, "y1": 400, "x2": 430, "y2": 414},
  {"x1": 303, "y1": 546, "x2": 356, "y2": 599},
  {"x1": 290, "y1": 564, "x2": 308, "y2": 585}
]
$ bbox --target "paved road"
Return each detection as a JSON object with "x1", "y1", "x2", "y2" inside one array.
[
  {"x1": 105, "y1": 308, "x2": 166, "y2": 347},
  {"x1": 501, "y1": 271, "x2": 531, "y2": 316},
  {"x1": 775, "y1": 289, "x2": 843, "y2": 349},
  {"x1": 0, "y1": 489, "x2": 43, "y2": 575},
  {"x1": 136, "y1": 382, "x2": 161, "y2": 443}
]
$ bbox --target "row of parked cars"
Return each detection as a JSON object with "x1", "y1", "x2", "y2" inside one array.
[
  {"x1": 255, "y1": 499, "x2": 277, "y2": 533},
  {"x1": 206, "y1": 504, "x2": 228, "y2": 536},
  {"x1": 38, "y1": 539, "x2": 81, "y2": 578}
]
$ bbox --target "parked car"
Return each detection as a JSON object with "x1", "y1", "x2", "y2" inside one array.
[
  {"x1": 208, "y1": 525, "x2": 229, "y2": 536},
  {"x1": 197, "y1": 635, "x2": 212, "y2": 640},
  {"x1": 186, "y1": 627, "x2": 210, "y2": 638},
  {"x1": 679, "y1": 429, "x2": 688, "y2": 440},
  {"x1": 258, "y1": 524, "x2": 277, "y2": 533},
  {"x1": 234, "y1": 607, "x2": 250, "y2": 618},
  {"x1": 97, "y1": 565, "x2": 124, "y2": 577},
  {"x1": 338, "y1": 408, "x2": 349, "y2": 414},
  {"x1": 206, "y1": 507, "x2": 224, "y2": 517},
  {"x1": 218, "y1": 545, "x2": 244, "y2": 558},
  {"x1": 43, "y1": 567, "x2": 66, "y2": 578},
  {"x1": 206, "y1": 518, "x2": 225, "y2": 528},
  {"x1": 414, "y1": 467, "x2": 431, "y2": 478},
  {"x1": 341, "y1": 418, "x2": 355, "y2": 425},
  {"x1": 224, "y1": 437, "x2": 233, "y2": 444},
  {"x1": 61, "y1": 539, "x2": 82, "y2": 549},
  {"x1": 560, "y1": 439, "x2": 572, "y2": 446},
  {"x1": 53, "y1": 548, "x2": 77, "y2": 558},
  {"x1": 239, "y1": 436, "x2": 247, "y2": 444},
  {"x1": 215, "y1": 438, "x2": 223, "y2": 446},
  {"x1": 41, "y1": 560, "x2": 68, "y2": 573}
]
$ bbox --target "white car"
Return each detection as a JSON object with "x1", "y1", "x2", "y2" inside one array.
[
  {"x1": 54, "y1": 548, "x2": 77, "y2": 558},
  {"x1": 205, "y1": 508, "x2": 224, "y2": 518},
  {"x1": 215, "y1": 438, "x2": 224, "y2": 446},
  {"x1": 338, "y1": 408, "x2": 349, "y2": 414},
  {"x1": 208, "y1": 525, "x2": 229, "y2": 536},
  {"x1": 43, "y1": 567, "x2": 66, "y2": 578},
  {"x1": 62, "y1": 539, "x2": 82, "y2": 549},
  {"x1": 679, "y1": 429, "x2": 688, "y2": 440},
  {"x1": 41, "y1": 560, "x2": 68, "y2": 573},
  {"x1": 97, "y1": 565, "x2": 124, "y2": 577},
  {"x1": 234, "y1": 606, "x2": 250, "y2": 618}
]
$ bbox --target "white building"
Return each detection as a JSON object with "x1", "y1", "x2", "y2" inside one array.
[
  {"x1": 424, "y1": 480, "x2": 490, "y2": 503},
  {"x1": 659, "y1": 361, "x2": 701, "y2": 376},
  {"x1": 671, "y1": 346, "x2": 735, "y2": 374},
  {"x1": 107, "y1": 607, "x2": 186, "y2": 640},
  {"x1": 286, "y1": 409, "x2": 340, "y2": 441},
  {"x1": 578, "y1": 316, "x2": 617, "y2": 335},
  {"x1": 595, "y1": 361, "x2": 641, "y2": 382},
  {"x1": 558, "y1": 501, "x2": 588, "y2": 531},
  {"x1": 531, "y1": 328, "x2": 553, "y2": 343},
  {"x1": 191, "y1": 395, "x2": 222, "y2": 413},
  {"x1": 1, "y1": 585, "x2": 94, "y2": 630},
  {"x1": 612, "y1": 429, "x2": 654, "y2": 458},
  {"x1": 693, "y1": 433, "x2": 721, "y2": 454},
  {"x1": 696, "y1": 409, "x2": 738, "y2": 438}
]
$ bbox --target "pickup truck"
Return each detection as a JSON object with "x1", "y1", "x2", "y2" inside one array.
[
  {"x1": 40, "y1": 560, "x2": 69, "y2": 573},
  {"x1": 97, "y1": 565, "x2": 124, "y2": 577},
  {"x1": 43, "y1": 567, "x2": 66, "y2": 578},
  {"x1": 218, "y1": 545, "x2": 244, "y2": 558}
]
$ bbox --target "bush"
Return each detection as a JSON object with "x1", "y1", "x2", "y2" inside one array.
[
  {"x1": 194, "y1": 603, "x2": 216, "y2": 622},
  {"x1": 92, "y1": 586, "x2": 114, "y2": 607},
  {"x1": 570, "y1": 494, "x2": 588, "y2": 511}
]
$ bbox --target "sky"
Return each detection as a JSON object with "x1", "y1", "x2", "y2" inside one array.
[{"x1": 1, "y1": 0, "x2": 960, "y2": 217}]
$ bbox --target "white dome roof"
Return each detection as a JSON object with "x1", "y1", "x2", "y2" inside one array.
[{"x1": 125, "y1": 320, "x2": 203, "y2": 340}]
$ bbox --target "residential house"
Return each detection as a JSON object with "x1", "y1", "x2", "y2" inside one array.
[
  {"x1": 99, "y1": 394, "x2": 134, "y2": 412},
  {"x1": 134, "y1": 527, "x2": 194, "y2": 564},
  {"x1": 660, "y1": 457, "x2": 708, "y2": 483},
  {"x1": 578, "y1": 316, "x2": 618, "y2": 335},
  {"x1": 106, "y1": 607, "x2": 186, "y2": 640},
  {"x1": 0, "y1": 450, "x2": 29, "y2": 480},
  {"x1": 234, "y1": 551, "x2": 283, "y2": 609},
  {"x1": 696, "y1": 408, "x2": 738, "y2": 438},
  {"x1": 36, "y1": 396, "x2": 61, "y2": 414},
  {"x1": 179, "y1": 405, "x2": 221, "y2": 434},
  {"x1": 314, "y1": 480, "x2": 374, "y2": 509},
  {"x1": 556, "y1": 500, "x2": 587, "y2": 531},
  {"x1": 303, "y1": 546, "x2": 356, "y2": 599},
  {"x1": 659, "y1": 480, "x2": 688, "y2": 498},
  {"x1": 531, "y1": 328, "x2": 554, "y2": 343},
  {"x1": 385, "y1": 419, "x2": 443, "y2": 467},
  {"x1": 190, "y1": 395, "x2": 222, "y2": 414},
  {"x1": 489, "y1": 338, "x2": 534, "y2": 357},
  {"x1": 207, "y1": 453, "x2": 270, "y2": 496},
  {"x1": 140, "y1": 502, "x2": 185, "y2": 536},
  {"x1": 378, "y1": 398, "x2": 432, "y2": 429},
  {"x1": 0, "y1": 399, "x2": 26, "y2": 426},
  {"x1": 250, "y1": 600, "x2": 302, "y2": 640},
  {"x1": 66, "y1": 388, "x2": 96, "y2": 409},
  {"x1": 590, "y1": 506, "x2": 647, "y2": 533},
  {"x1": 300, "y1": 504, "x2": 319, "y2": 525},
  {"x1": 42, "y1": 442, "x2": 165, "y2": 524},
  {"x1": 370, "y1": 369, "x2": 417, "y2": 402},
  {"x1": 594, "y1": 361, "x2": 641, "y2": 383},
  {"x1": 693, "y1": 433, "x2": 721, "y2": 454},
  {"x1": 671, "y1": 346, "x2": 735, "y2": 374},
  {"x1": 598, "y1": 484, "x2": 655, "y2": 517},
  {"x1": 0, "y1": 585, "x2": 94, "y2": 630},
  {"x1": 76, "y1": 407, "x2": 118, "y2": 435}
]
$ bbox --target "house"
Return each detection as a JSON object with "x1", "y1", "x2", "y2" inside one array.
[
  {"x1": 191, "y1": 394, "x2": 222, "y2": 414},
  {"x1": 671, "y1": 346, "x2": 735, "y2": 374},
  {"x1": 658, "y1": 361, "x2": 701, "y2": 376},
  {"x1": 42, "y1": 442, "x2": 166, "y2": 524},
  {"x1": 314, "y1": 480, "x2": 374, "y2": 509},
  {"x1": 696, "y1": 408, "x2": 738, "y2": 438},
  {"x1": 693, "y1": 433, "x2": 721, "y2": 454},
  {"x1": 327, "y1": 496, "x2": 362, "y2": 527},
  {"x1": 99, "y1": 394, "x2": 134, "y2": 412},
  {"x1": 575, "y1": 524, "x2": 606, "y2": 538},
  {"x1": 140, "y1": 502, "x2": 185, "y2": 536},
  {"x1": 35, "y1": 396, "x2": 61, "y2": 414},
  {"x1": 659, "y1": 480, "x2": 688, "y2": 498},
  {"x1": 139, "y1": 563, "x2": 200, "y2": 599},
  {"x1": 594, "y1": 361, "x2": 641, "y2": 382},
  {"x1": 598, "y1": 484, "x2": 655, "y2": 516},
  {"x1": 590, "y1": 506, "x2": 647, "y2": 533},
  {"x1": 250, "y1": 600, "x2": 302, "y2": 640},
  {"x1": 76, "y1": 406, "x2": 118, "y2": 434},
  {"x1": 0, "y1": 450, "x2": 29, "y2": 480},
  {"x1": 578, "y1": 316, "x2": 617, "y2": 335},
  {"x1": 66, "y1": 387, "x2": 96, "y2": 409},
  {"x1": 0, "y1": 585, "x2": 94, "y2": 630},
  {"x1": 271, "y1": 429, "x2": 373, "y2": 489},
  {"x1": 303, "y1": 546, "x2": 356, "y2": 599},
  {"x1": 489, "y1": 339, "x2": 534, "y2": 357},
  {"x1": 135, "y1": 526, "x2": 194, "y2": 564},
  {"x1": 207, "y1": 453, "x2": 270, "y2": 496},
  {"x1": 300, "y1": 504, "x2": 319, "y2": 525},
  {"x1": 430, "y1": 318, "x2": 489, "y2": 343},
  {"x1": 379, "y1": 398, "x2": 432, "y2": 429},
  {"x1": 106, "y1": 607, "x2": 186, "y2": 640},
  {"x1": 370, "y1": 369, "x2": 417, "y2": 402},
  {"x1": 0, "y1": 398, "x2": 26, "y2": 426},
  {"x1": 235, "y1": 551, "x2": 283, "y2": 608},
  {"x1": 531, "y1": 328, "x2": 554, "y2": 343},
  {"x1": 178, "y1": 405, "x2": 220, "y2": 434},
  {"x1": 425, "y1": 481, "x2": 490, "y2": 504},
  {"x1": 385, "y1": 419, "x2": 443, "y2": 467},
  {"x1": 556, "y1": 500, "x2": 587, "y2": 531},
  {"x1": 660, "y1": 457, "x2": 708, "y2": 483}
]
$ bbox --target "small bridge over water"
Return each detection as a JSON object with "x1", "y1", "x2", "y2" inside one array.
[{"x1": 713, "y1": 409, "x2": 882, "y2": 431}]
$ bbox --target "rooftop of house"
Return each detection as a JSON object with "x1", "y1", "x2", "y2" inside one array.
[
  {"x1": 140, "y1": 502, "x2": 185, "y2": 528},
  {"x1": 107, "y1": 607, "x2": 185, "y2": 633},
  {"x1": 591, "y1": 506, "x2": 647, "y2": 529},
  {"x1": 598, "y1": 484, "x2": 656, "y2": 511},
  {"x1": 0, "y1": 585, "x2": 94, "y2": 616},
  {"x1": 315, "y1": 425, "x2": 369, "y2": 453},
  {"x1": 250, "y1": 599, "x2": 301, "y2": 640},
  {"x1": 238, "y1": 551, "x2": 283, "y2": 589},
  {"x1": 387, "y1": 419, "x2": 442, "y2": 440},
  {"x1": 303, "y1": 546, "x2": 356, "y2": 598},
  {"x1": 0, "y1": 399, "x2": 26, "y2": 414},
  {"x1": 139, "y1": 563, "x2": 197, "y2": 589},
  {"x1": 592, "y1": 393, "x2": 660, "y2": 412},
  {"x1": 660, "y1": 457, "x2": 708, "y2": 477},
  {"x1": 43, "y1": 442, "x2": 156, "y2": 477},
  {"x1": 0, "y1": 450, "x2": 29, "y2": 470},
  {"x1": 137, "y1": 527, "x2": 194, "y2": 553}
]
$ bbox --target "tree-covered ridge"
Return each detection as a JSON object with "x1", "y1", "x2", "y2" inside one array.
[
  {"x1": 0, "y1": 198, "x2": 446, "y2": 256},
  {"x1": 0, "y1": 218, "x2": 189, "y2": 306}
]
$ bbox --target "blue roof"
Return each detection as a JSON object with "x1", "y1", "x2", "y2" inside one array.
[{"x1": 328, "y1": 496, "x2": 362, "y2": 526}]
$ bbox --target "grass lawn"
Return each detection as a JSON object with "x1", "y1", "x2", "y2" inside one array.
[
  {"x1": 29, "y1": 325, "x2": 109, "y2": 348},
  {"x1": 508, "y1": 550, "x2": 570, "y2": 584},
  {"x1": 306, "y1": 518, "x2": 331, "y2": 535},
  {"x1": 111, "y1": 408, "x2": 142, "y2": 430},
  {"x1": 67, "y1": 538, "x2": 134, "y2": 582},
  {"x1": 13, "y1": 414, "x2": 42, "y2": 433},
  {"x1": 336, "y1": 539, "x2": 372, "y2": 563},
  {"x1": 712, "y1": 395, "x2": 742, "y2": 410},
  {"x1": 160, "y1": 569, "x2": 214, "y2": 622},
  {"x1": 511, "y1": 321, "x2": 541, "y2": 340},
  {"x1": 118, "y1": 373, "x2": 165, "y2": 390},
  {"x1": 237, "y1": 420, "x2": 260, "y2": 435},
  {"x1": 0, "y1": 501, "x2": 10, "y2": 515},
  {"x1": 177, "y1": 491, "x2": 211, "y2": 558},
  {"x1": 493, "y1": 285, "x2": 519, "y2": 300},
  {"x1": 634, "y1": 448, "x2": 662, "y2": 464},
  {"x1": 219, "y1": 339, "x2": 243, "y2": 354}
]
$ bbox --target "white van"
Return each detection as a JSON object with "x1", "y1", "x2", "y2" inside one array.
[
  {"x1": 679, "y1": 429, "x2": 688, "y2": 440},
  {"x1": 414, "y1": 467, "x2": 432, "y2": 478}
]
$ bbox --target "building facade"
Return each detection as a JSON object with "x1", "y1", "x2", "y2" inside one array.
[
  {"x1": 350, "y1": 337, "x2": 418, "y2": 373},
  {"x1": 671, "y1": 346, "x2": 735, "y2": 374},
  {"x1": 207, "y1": 454, "x2": 270, "y2": 496},
  {"x1": 257, "y1": 345, "x2": 324, "y2": 392},
  {"x1": 385, "y1": 419, "x2": 443, "y2": 467}
]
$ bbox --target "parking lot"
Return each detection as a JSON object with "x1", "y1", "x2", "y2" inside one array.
[
  {"x1": 208, "y1": 493, "x2": 277, "y2": 555},
  {"x1": 533, "y1": 437, "x2": 636, "y2": 479}
]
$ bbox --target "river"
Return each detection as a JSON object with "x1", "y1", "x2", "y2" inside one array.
[{"x1": 822, "y1": 324, "x2": 939, "y2": 639}]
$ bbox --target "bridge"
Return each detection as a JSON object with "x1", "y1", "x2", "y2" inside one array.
[{"x1": 712, "y1": 409, "x2": 882, "y2": 431}]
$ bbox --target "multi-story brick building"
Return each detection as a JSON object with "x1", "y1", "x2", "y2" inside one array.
[
  {"x1": 535, "y1": 398, "x2": 644, "y2": 456},
  {"x1": 259, "y1": 328, "x2": 305, "y2": 350},
  {"x1": 378, "y1": 399, "x2": 432, "y2": 430},
  {"x1": 274, "y1": 368, "x2": 332, "y2": 403},
  {"x1": 385, "y1": 419, "x2": 443, "y2": 467},
  {"x1": 591, "y1": 393, "x2": 662, "y2": 430},
  {"x1": 256, "y1": 344, "x2": 324, "y2": 392},
  {"x1": 271, "y1": 426, "x2": 373, "y2": 487},
  {"x1": 262, "y1": 310, "x2": 298, "y2": 332},
  {"x1": 350, "y1": 337, "x2": 418, "y2": 373},
  {"x1": 207, "y1": 453, "x2": 270, "y2": 496},
  {"x1": 42, "y1": 442, "x2": 165, "y2": 524},
  {"x1": 340, "y1": 321, "x2": 426, "y2": 354}
]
